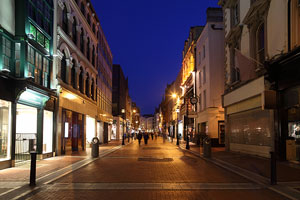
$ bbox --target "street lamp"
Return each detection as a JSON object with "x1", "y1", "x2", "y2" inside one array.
[{"x1": 121, "y1": 108, "x2": 125, "y2": 145}]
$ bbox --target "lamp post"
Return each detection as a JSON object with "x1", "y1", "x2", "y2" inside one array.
[
  {"x1": 121, "y1": 109, "x2": 125, "y2": 145},
  {"x1": 176, "y1": 107, "x2": 180, "y2": 146}
]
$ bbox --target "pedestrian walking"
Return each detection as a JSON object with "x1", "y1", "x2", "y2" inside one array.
[
  {"x1": 155, "y1": 132, "x2": 158, "y2": 140},
  {"x1": 151, "y1": 132, "x2": 154, "y2": 140},
  {"x1": 137, "y1": 131, "x2": 142, "y2": 145},
  {"x1": 144, "y1": 132, "x2": 149, "y2": 145}
]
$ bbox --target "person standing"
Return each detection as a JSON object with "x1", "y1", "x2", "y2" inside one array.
[
  {"x1": 151, "y1": 132, "x2": 154, "y2": 140},
  {"x1": 144, "y1": 132, "x2": 149, "y2": 145},
  {"x1": 137, "y1": 131, "x2": 142, "y2": 145}
]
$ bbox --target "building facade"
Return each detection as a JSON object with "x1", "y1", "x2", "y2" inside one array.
[
  {"x1": 0, "y1": 0, "x2": 56, "y2": 169},
  {"x1": 112, "y1": 64, "x2": 127, "y2": 140},
  {"x1": 195, "y1": 8, "x2": 225, "y2": 146},
  {"x1": 219, "y1": 0, "x2": 287, "y2": 158}
]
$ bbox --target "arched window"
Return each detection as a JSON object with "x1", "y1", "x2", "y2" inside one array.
[
  {"x1": 71, "y1": 59, "x2": 76, "y2": 89},
  {"x1": 87, "y1": 37, "x2": 90, "y2": 60},
  {"x1": 92, "y1": 24, "x2": 95, "y2": 33},
  {"x1": 91, "y1": 79, "x2": 95, "y2": 100},
  {"x1": 85, "y1": 72, "x2": 90, "y2": 97},
  {"x1": 62, "y1": 4, "x2": 68, "y2": 34},
  {"x1": 80, "y1": 2, "x2": 85, "y2": 16},
  {"x1": 79, "y1": 67, "x2": 84, "y2": 94},
  {"x1": 256, "y1": 23, "x2": 265, "y2": 64},
  {"x1": 87, "y1": 14, "x2": 91, "y2": 25},
  {"x1": 61, "y1": 51, "x2": 67, "y2": 83},
  {"x1": 72, "y1": 17, "x2": 77, "y2": 45},
  {"x1": 92, "y1": 46, "x2": 95, "y2": 67},
  {"x1": 80, "y1": 28, "x2": 84, "y2": 53}
]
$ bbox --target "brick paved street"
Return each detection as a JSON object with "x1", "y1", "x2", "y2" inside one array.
[{"x1": 0, "y1": 137, "x2": 294, "y2": 200}]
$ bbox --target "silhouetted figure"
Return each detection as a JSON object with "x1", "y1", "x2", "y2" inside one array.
[
  {"x1": 151, "y1": 132, "x2": 154, "y2": 140},
  {"x1": 137, "y1": 131, "x2": 142, "y2": 145},
  {"x1": 144, "y1": 132, "x2": 149, "y2": 145}
]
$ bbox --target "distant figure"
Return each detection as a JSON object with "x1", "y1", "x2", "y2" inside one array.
[
  {"x1": 144, "y1": 132, "x2": 149, "y2": 145},
  {"x1": 151, "y1": 132, "x2": 154, "y2": 140},
  {"x1": 137, "y1": 131, "x2": 142, "y2": 145},
  {"x1": 155, "y1": 132, "x2": 158, "y2": 140}
]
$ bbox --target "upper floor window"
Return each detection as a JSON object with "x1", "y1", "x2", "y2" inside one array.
[
  {"x1": 232, "y1": 2, "x2": 240, "y2": 26},
  {"x1": 256, "y1": 23, "x2": 265, "y2": 64},
  {"x1": 79, "y1": 67, "x2": 84, "y2": 94},
  {"x1": 29, "y1": 24, "x2": 50, "y2": 51},
  {"x1": 86, "y1": 72, "x2": 90, "y2": 97},
  {"x1": 80, "y1": 28, "x2": 84, "y2": 53},
  {"x1": 203, "y1": 90, "x2": 207, "y2": 109},
  {"x1": 80, "y1": 2, "x2": 85, "y2": 16},
  {"x1": 62, "y1": 4, "x2": 68, "y2": 34},
  {"x1": 92, "y1": 46, "x2": 95, "y2": 67},
  {"x1": 61, "y1": 51, "x2": 67, "y2": 83},
  {"x1": 72, "y1": 17, "x2": 77, "y2": 44},
  {"x1": 2, "y1": 37, "x2": 11, "y2": 71},
  {"x1": 87, "y1": 37, "x2": 90, "y2": 59},
  {"x1": 71, "y1": 59, "x2": 76, "y2": 89},
  {"x1": 87, "y1": 14, "x2": 91, "y2": 25},
  {"x1": 92, "y1": 24, "x2": 95, "y2": 33},
  {"x1": 202, "y1": 46, "x2": 205, "y2": 59},
  {"x1": 203, "y1": 66, "x2": 206, "y2": 84}
]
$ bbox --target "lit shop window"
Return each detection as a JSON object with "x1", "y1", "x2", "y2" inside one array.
[
  {"x1": 86, "y1": 116, "x2": 95, "y2": 144},
  {"x1": 43, "y1": 110, "x2": 53, "y2": 153},
  {"x1": 0, "y1": 100, "x2": 12, "y2": 161}
]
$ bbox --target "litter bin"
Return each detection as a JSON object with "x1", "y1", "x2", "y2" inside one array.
[
  {"x1": 91, "y1": 137, "x2": 99, "y2": 158},
  {"x1": 203, "y1": 137, "x2": 211, "y2": 158}
]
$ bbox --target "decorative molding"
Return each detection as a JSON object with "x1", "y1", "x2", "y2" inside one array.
[
  {"x1": 58, "y1": 0, "x2": 65, "y2": 9},
  {"x1": 57, "y1": 49, "x2": 64, "y2": 60}
]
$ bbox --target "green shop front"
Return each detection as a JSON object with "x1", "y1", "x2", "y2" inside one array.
[{"x1": 0, "y1": 77, "x2": 57, "y2": 169}]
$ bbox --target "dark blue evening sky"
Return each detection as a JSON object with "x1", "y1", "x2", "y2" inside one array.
[{"x1": 90, "y1": 0, "x2": 219, "y2": 114}]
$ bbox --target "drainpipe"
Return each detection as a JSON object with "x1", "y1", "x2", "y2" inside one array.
[{"x1": 288, "y1": 0, "x2": 291, "y2": 52}]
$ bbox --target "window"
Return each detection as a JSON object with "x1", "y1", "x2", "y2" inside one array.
[
  {"x1": 35, "y1": 52, "x2": 42, "y2": 84},
  {"x1": 199, "y1": 93, "x2": 202, "y2": 111},
  {"x1": 203, "y1": 66, "x2": 206, "y2": 84},
  {"x1": 72, "y1": 17, "x2": 77, "y2": 44},
  {"x1": 2, "y1": 37, "x2": 11, "y2": 71},
  {"x1": 198, "y1": 51, "x2": 201, "y2": 65},
  {"x1": 92, "y1": 46, "x2": 95, "y2": 66},
  {"x1": 62, "y1": 4, "x2": 68, "y2": 34},
  {"x1": 92, "y1": 24, "x2": 95, "y2": 33},
  {"x1": 87, "y1": 37, "x2": 90, "y2": 60},
  {"x1": 80, "y1": 2, "x2": 85, "y2": 16},
  {"x1": 91, "y1": 79, "x2": 95, "y2": 100},
  {"x1": 232, "y1": 3, "x2": 239, "y2": 26},
  {"x1": 43, "y1": 57, "x2": 49, "y2": 87},
  {"x1": 15, "y1": 43, "x2": 21, "y2": 76},
  {"x1": 203, "y1": 46, "x2": 205, "y2": 59},
  {"x1": 71, "y1": 60, "x2": 76, "y2": 89},
  {"x1": 79, "y1": 67, "x2": 84, "y2": 94},
  {"x1": 43, "y1": 110, "x2": 53, "y2": 153},
  {"x1": 199, "y1": 71, "x2": 202, "y2": 88},
  {"x1": 256, "y1": 23, "x2": 265, "y2": 65},
  {"x1": 86, "y1": 73, "x2": 90, "y2": 97},
  {"x1": 27, "y1": 45, "x2": 35, "y2": 77},
  {"x1": 29, "y1": 23, "x2": 50, "y2": 51},
  {"x1": 0, "y1": 100, "x2": 12, "y2": 161},
  {"x1": 80, "y1": 29, "x2": 84, "y2": 53},
  {"x1": 87, "y1": 14, "x2": 91, "y2": 25},
  {"x1": 61, "y1": 51, "x2": 67, "y2": 83},
  {"x1": 203, "y1": 90, "x2": 206, "y2": 109}
]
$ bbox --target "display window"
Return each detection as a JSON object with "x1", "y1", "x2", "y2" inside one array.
[
  {"x1": 43, "y1": 110, "x2": 53, "y2": 153},
  {"x1": 86, "y1": 116, "x2": 95, "y2": 144},
  {"x1": 0, "y1": 100, "x2": 12, "y2": 161}
]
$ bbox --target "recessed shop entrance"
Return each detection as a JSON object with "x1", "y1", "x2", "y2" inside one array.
[{"x1": 62, "y1": 110, "x2": 84, "y2": 154}]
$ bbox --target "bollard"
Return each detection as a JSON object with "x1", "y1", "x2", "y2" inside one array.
[
  {"x1": 30, "y1": 151, "x2": 37, "y2": 186},
  {"x1": 186, "y1": 134, "x2": 190, "y2": 150},
  {"x1": 270, "y1": 151, "x2": 277, "y2": 185},
  {"x1": 91, "y1": 137, "x2": 99, "y2": 158},
  {"x1": 203, "y1": 137, "x2": 211, "y2": 158}
]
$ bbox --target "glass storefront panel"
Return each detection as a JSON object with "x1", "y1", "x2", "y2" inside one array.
[
  {"x1": 16, "y1": 104, "x2": 37, "y2": 162},
  {"x1": 43, "y1": 110, "x2": 53, "y2": 153},
  {"x1": 86, "y1": 116, "x2": 95, "y2": 145},
  {"x1": 0, "y1": 100, "x2": 11, "y2": 161}
]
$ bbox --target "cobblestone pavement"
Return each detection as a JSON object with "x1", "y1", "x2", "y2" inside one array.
[{"x1": 4, "y1": 137, "x2": 294, "y2": 200}]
